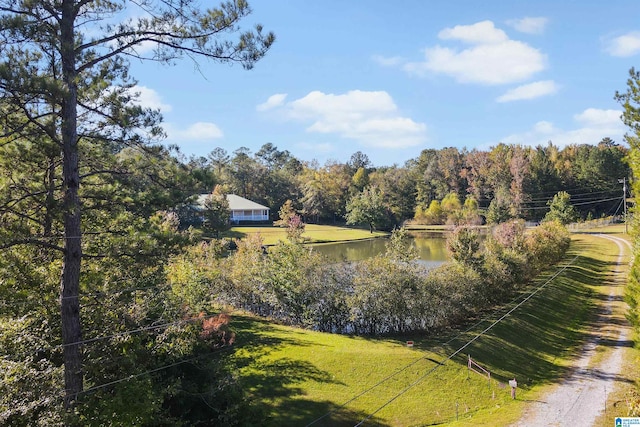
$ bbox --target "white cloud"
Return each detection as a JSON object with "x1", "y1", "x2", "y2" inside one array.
[
  {"x1": 371, "y1": 54, "x2": 405, "y2": 67},
  {"x1": 574, "y1": 108, "x2": 622, "y2": 126},
  {"x1": 496, "y1": 80, "x2": 559, "y2": 102},
  {"x1": 404, "y1": 20, "x2": 546, "y2": 85},
  {"x1": 533, "y1": 120, "x2": 556, "y2": 134},
  {"x1": 256, "y1": 93, "x2": 288, "y2": 111},
  {"x1": 259, "y1": 90, "x2": 427, "y2": 149},
  {"x1": 438, "y1": 20, "x2": 508, "y2": 44},
  {"x1": 506, "y1": 17, "x2": 548, "y2": 35},
  {"x1": 126, "y1": 40, "x2": 158, "y2": 56},
  {"x1": 605, "y1": 32, "x2": 640, "y2": 57},
  {"x1": 502, "y1": 108, "x2": 625, "y2": 147},
  {"x1": 132, "y1": 85, "x2": 172, "y2": 112},
  {"x1": 165, "y1": 122, "x2": 224, "y2": 141}
]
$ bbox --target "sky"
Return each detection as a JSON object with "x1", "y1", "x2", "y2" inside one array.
[{"x1": 127, "y1": 0, "x2": 640, "y2": 167}]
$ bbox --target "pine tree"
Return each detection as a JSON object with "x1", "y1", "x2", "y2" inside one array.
[{"x1": 0, "y1": 0, "x2": 273, "y2": 409}]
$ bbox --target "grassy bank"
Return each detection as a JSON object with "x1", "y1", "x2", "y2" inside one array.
[
  {"x1": 222, "y1": 224, "x2": 388, "y2": 246},
  {"x1": 220, "y1": 227, "x2": 636, "y2": 426}
]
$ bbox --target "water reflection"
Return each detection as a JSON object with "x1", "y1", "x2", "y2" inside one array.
[{"x1": 310, "y1": 235, "x2": 448, "y2": 265}]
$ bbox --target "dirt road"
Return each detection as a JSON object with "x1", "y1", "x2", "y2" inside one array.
[{"x1": 514, "y1": 234, "x2": 632, "y2": 426}]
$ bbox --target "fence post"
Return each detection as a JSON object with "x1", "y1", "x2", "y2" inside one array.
[{"x1": 509, "y1": 378, "x2": 517, "y2": 399}]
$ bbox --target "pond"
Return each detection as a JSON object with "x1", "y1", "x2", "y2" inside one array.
[{"x1": 310, "y1": 234, "x2": 448, "y2": 268}]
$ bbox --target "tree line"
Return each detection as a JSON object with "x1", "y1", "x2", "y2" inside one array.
[{"x1": 184, "y1": 139, "x2": 629, "y2": 232}]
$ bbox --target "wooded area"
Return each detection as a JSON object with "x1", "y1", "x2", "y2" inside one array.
[
  {"x1": 0, "y1": 0, "x2": 638, "y2": 424},
  {"x1": 185, "y1": 139, "x2": 630, "y2": 230}
]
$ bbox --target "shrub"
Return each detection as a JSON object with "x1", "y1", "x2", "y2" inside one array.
[
  {"x1": 446, "y1": 226, "x2": 483, "y2": 268},
  {"x1": 422, "y1": 262, "x2": 484, "y2": 327},
  {"x1": 526, "y1": 221, "x2": 571, "y2": 270}
]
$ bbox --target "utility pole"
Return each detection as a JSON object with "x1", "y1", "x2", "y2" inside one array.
[{"x1": 619, "y1": 177, "x2": 628, "y2": 234}]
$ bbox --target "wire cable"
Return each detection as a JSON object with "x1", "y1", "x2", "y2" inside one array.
[
  {"x1": 519, "y1": 196, "x2": 622, "y2": 211},
  {"x1": 353, "y1": 255, "x2": 579, "y2": 426},
  {"x1": 305, "y1": 258, "x2": 577, "y2": 426},
  {"x1": 61, "y1": 312, "x2": 220, "y2": 349},
  {"x1": 68, "y1": 344, "x2": 234, "y2": 400},
  {"x1": 522, "y1": 188, "x2": 619, "y2": 203},
  {"x1": 304, "y1": 288, "x2": 534, "y2": 427}
]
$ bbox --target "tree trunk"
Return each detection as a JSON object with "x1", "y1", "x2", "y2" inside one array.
[{"x1": 60, "y1": 0, "x2": 83, "y2": 409}]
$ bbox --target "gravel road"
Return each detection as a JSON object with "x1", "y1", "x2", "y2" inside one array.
[{"x1": 513, "y1": 234, "x2": 632, "y2": 427}]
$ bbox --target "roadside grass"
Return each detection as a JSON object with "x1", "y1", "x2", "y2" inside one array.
[
  {"x1": 222, "y1": 224, "x2": 388, "y2": 246},
  {"x1": 222, "y1": 228, "x2": 631, "y2": 426},
  {"x1": 583, "y1": 227, "x2": 640, "y2": 425},
  {"x1": 595, "y1": 344, "x2": 640, "y2": 425}
]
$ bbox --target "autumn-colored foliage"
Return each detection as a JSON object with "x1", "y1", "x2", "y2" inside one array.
[{"x1": 199, "y1": 313, "x2": 235, "y2": 346}]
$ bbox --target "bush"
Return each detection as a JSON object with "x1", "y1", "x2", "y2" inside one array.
[
  {"x1": 175, "y1": 221, "x2": 571, "y2": 338},
  {"x1": 423, "y1": 262, "x2": 484, "y2": 327},
  {"x1": 525, "y1": 221, "x2": 571, "y2": 270},
  {"x1": 446, "y1": 226, "x2": 483, "y2": 268}
]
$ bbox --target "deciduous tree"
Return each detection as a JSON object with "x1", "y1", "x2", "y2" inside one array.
[
  {"x1": 345, "y1": 186, "x2": 390, "y2": 232},
  {"x1": 274, "y1": 199, "x2": 305, "y2": 242}
]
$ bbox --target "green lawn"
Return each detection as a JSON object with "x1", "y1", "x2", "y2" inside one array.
[
  {"x1": 219, "y1": 226, "x2": 637, "y2": 426},
  {"x1": 222, "y1": 224, "x2": 388, "y2": 246}
]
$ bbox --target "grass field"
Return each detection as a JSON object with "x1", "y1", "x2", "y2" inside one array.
[
  {"x1": 220, "y1": 226, "x2": 638, "y2": 426},
  {"x1": 222, "y1": 224, "x2": 389, "y2": 246}
]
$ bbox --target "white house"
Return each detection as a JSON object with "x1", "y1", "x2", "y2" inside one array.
[{"x1": 196, "y1": 194, "x2": 270, "y2": 224}]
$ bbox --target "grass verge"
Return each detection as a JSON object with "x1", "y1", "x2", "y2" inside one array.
[{"x1": 222, "y1": 227, "x2": 636, "y2": 426}]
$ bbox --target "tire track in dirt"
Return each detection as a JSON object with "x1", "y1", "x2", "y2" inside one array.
[{"x1": 513, "y1": 234, "x2": 632, "y2": 427}]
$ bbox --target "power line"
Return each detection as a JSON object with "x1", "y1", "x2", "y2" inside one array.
[
  {"x1": 0, "y1": 281, "x2": 173, "y2": 309},
  {"x1": 61, "y1": 312, "x2": 220, "y2": 349},
  {"x1": 570, "y1": 196, "x2": 621, "y2": 207},
  {"x1": 353, "y1": 256, "x2": 579, "y2": 426},
  {"x1": 477, "y1": 184, "x2": 620, "y2": 202},
  {"x1": 522, "y1": 189, "x2": 619, "y2": 203},
  {"x1": 518, "y1": 196, "x2": 622, "y2": 211},
  {"x1": 476, "y1": 185, "x2": 623, "y2": 204},
  {"x1": 304, "y1": 283, "x2": 540, "y2": 427},
  {"x1": 0, "y1": 311, "x2": 222, "y2": 362},
  {"x1": 68, "y1": 345, "x2": 233, "y2": 400},
  {"x1": 59, "y1": 283, "x2": 172, "y2": 301}
]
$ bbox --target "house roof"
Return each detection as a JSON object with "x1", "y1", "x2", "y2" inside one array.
[{"x1": 196, "y1": 194, "x2": 269, "y2": 211}]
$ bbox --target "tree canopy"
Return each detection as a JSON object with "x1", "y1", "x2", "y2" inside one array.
[
  {"x1": 346, "y1": 186, "x2": 391, "y2": 232},
  {"x1": 0, "y1": 0, "x2": 274, "y2": 412},
  {"x1": 543, "y1": 191, "x2": 578, "y2": 224}
]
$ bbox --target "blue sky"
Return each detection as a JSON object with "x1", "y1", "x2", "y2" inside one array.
[{"x1": 127, "y1": 1, "x2": 640, "y2": 167}]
